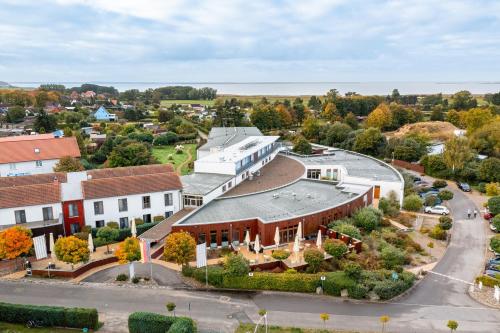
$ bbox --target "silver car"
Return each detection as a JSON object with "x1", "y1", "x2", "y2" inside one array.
[{"x1": 424, "y1": 205, "x2": 450, "y2": 215}]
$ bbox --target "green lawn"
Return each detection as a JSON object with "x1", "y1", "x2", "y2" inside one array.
[
  {"x1": 160, "y1": 99, "x2": 216, "y2": 107},
  {"x1": 0, "y1": 322, "x2": 80, "y2": 333},
  {"x1": 236, "y1": 323, "x2": 367, "y2": 333},
  {"x1": 152, "y1": 144, "x2": 196, "y2": 175}
]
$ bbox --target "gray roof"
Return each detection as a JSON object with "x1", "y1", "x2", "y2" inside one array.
[
  {"x1": 199, "y1": 127, "x2": 263, "y2": 151},
  {"x1": 287, "y1": 150, "x2": 401, "y2": 182},
  {"x1": 175, "y1": 179, "x2": 369, "y2": 225},
  {"x1": 181, "y1": 173, "x2": 233, "y2": 195}
]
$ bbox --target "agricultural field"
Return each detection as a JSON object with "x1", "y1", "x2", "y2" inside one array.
[
  {"x1": 152, "y1": 143, "x2": 196, "y2": 175},
  {"x1": 160, "y1": 99, "x2": 216, "y2": 107}
]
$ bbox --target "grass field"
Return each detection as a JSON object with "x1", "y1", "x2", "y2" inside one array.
[
  {"x1": 160, "y1": 99, "x2": 216, "y2": 107},
  {"x1": 0, "y1": 322, "x2": 80, "y2": 332},
  {"x1": 152, "y1": 143, "x2": 196, "y2": 175},
  {"x1": 236, "y1": 323, "x2": 368, "y2": 333}
]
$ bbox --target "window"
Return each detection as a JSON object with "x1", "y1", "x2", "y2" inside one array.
[
  {"x1": 68, "y1": 203, "x2": 79, "y2": 217},
  {"x1": 94, "y1": 201, "x2": 104, "y2": 215},
  {"x1": 9, "y1": 163, "x2": 16, "y2": 170},
  {"x1": 14, "y1": 210, "x2": 26, "y2": 224},
  {"x1": 142, "y1": 196, "x2": 151, "y2": 209},
  {"x1": 118, "y1": 198, "x2": 128, "y2": 212},
  {"x1": 183, "y1": 195, "x2": 203, "y2": 207},
  {"x1": 35, "y1": 160, "x2": 43, "y2": 167},
  {"x1": 42, "y1": 207, "x2": 53, "y2": 221},
  {"x1": 164, "y1": 193, "x2": 173, "y2": 206},
  {"x1": 221, "y1": 230, "x2": 229, "y2": 246},
  {"x1": 143, "y1": 214, "x2": 151, "y2": 223},
  {"x1": 70, "y1": 223, "x2": 80, "y2": 234},
  {"x1": 95, "y1": 220, "x2": 105, "y2": 228},
  {"x1": 222, "y1": 185, "x2": 226, "y2": 192},
  {"x1": 307, "y1": 169, "x2": 321, "y2": 179},
  {"x1": 210, "y1": 230, "x2": 217, "y2": 246},
  {"x1": 165, "y1": 211, "x2": 173, "y2": 218},
  {"x1": 198, "y1": 233, "x2": 206, "y2": 245},
  {"x1": 119, "y1": 217, "x2": 129, "y2": 229},
  {"x1": 228, "y1": 181, "x2": 232, "y2": 189}
]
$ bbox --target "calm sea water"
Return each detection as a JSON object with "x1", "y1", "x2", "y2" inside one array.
[{"x1": 9, "y1": 81, "x2": 500, "y2": 95}]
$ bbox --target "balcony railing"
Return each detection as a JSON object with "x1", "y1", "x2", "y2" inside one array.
[{"x1": 235, "y1": 143, "x2": 282, "y2": 175}]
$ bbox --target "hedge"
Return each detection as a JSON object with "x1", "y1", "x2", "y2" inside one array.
[
  {"x1": 128, "y1": 312, "x2": 196, "y2": 333},
  {"x1": 0, "y1": 302, "x2": 98, "y2": 329},
  {"x1": 223, "y1": 272, "x2": 320, "y2": 293},
  {"x1": 91, "y1": 221, "x2": 159, "y2": 241},
  {"x1": 476, "y1": 275, "x2": 500, "y2": 287}
]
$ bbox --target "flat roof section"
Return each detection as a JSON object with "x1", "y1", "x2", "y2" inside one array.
[
  {"x1": 181, "y1": 173, "x2": 233, "y2": 196},
  {"x1": 221, "y1": 155, "x2": 305, "y2": 197},
  {"x1": 287, "y1": 150, "x2": 401, "y2": 182},
  {"x1": 199, "y1": 127, "x2": 263, "y2": 151},
  {"x1": 197, "y1": 135, "x2": 279, "y2": 163},
  {"x1": 176, "y1": 179, "x2": 370, "y2": 226}
]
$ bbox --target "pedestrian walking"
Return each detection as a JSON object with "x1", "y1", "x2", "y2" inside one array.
[
  {"x1": 473, "y1": 209, "x2": 478, "y2": 218},
  {"x1": 467, "y1": 208, "x2": 471, "y2": 219}
]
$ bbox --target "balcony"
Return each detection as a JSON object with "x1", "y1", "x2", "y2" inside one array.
[{"x1": 235, "y1": 143, "x2": 282, "y2": 175}]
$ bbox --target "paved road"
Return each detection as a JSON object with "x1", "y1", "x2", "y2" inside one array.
[{"x1": 1, "y1": 178, "x2": 498, "y2": 332}]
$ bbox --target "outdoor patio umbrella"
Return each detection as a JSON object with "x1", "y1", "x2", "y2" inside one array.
[
  {"x1": 131, "y1": 219, "x2": 137, "y2": 238},
  {"x1": 297, "y1": 221, "x2": 303, "y2": 241},
  {"x1": 49, "y1": 233, "x2": 56, "y2": 259},
  {"x1": 254, "y1": 234, "x2": 261, "y2": 254},
  {"x1": 274, "y1": 227, "x2": 280, "y2": 248},
  {"x1": 316, "y1": 229, "x2": 322, "y2": 249},
  {"x1": 293, "y1": 234, "x2": 300, "y2": 263},
  {"x1": 244, "y1": 230, "x2": 251, "y2": 249},
  {"x1": 88, "y1": 233, "x2": 94, "y2": 254}
]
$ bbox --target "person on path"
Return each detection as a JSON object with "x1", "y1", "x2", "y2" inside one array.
[
  {"x1": 467, "y1": 208, "x2": 471, "y2": 219},
  {"x1": 473, "y1": 209, "x2": 478, "y2": 218}
]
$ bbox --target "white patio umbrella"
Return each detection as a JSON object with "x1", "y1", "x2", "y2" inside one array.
[
  {"x1": 49, "y1": 233, "x2": 56, "y2": 259},
  {"x1": 293, "y1": 234, "x2": 300, "y2": 263},
  {"x1": 297, "y1": 221, "x2": 303, "y2": 241},
  {"x1": 88, "y1": 233, "x2": 94, "y2": 253},
  {"x1": 274, "y1": 227, "x2": 280, "y2": 248},
  {"x1": 131, "y1": 219, "x2": 137, "y2": 238},
  {"x1": 244, "y1": 230, "x2": 251, "y2": 249},
  {"x1": 254, "y1": 234, "x2": 261, "y2": 254},
  {"x1": 316, "y1": 229, "x2": 322, "y2": 249}
]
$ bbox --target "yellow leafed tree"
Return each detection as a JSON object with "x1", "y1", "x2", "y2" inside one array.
[
  {"x1": 164, "y1": 232, "x2": 196, "y2": 266},
  {"x1": 54, "y1": 236, "x2": 90, "y2": 264},
  {"x1": 365, "y1": 103, "x2": 392, "y2": 130},
  {"x1": 115, "y1": 237, "x2": 141, "y2": 264}
]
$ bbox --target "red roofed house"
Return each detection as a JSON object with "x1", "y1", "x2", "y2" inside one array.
[{"x1": 0, "y1": 133, "x2": 81, "y2": 177}]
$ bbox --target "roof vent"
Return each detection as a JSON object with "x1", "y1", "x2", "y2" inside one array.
[
  {"x1": 273, "y1": 194, "x2": 279, "y2": 199},
  {"x1": 34, "y1": 148, "x2": 40, "y2": 154}
]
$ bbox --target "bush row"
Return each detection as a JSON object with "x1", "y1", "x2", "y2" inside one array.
[
  {"x1": 91, "y1": 221, "x2": 159, "y2": 241},
  {"x1": 128, "y1": 311, "x2": 195, "y2": 333},
  {"x1": 476, "y1": 275, "x2": 500, "y2": 287},
  {"x1": 0, "y1": 302, "x2": 98, "y2": 329}
]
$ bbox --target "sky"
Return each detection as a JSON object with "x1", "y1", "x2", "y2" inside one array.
[{"x1": 1, "y1": 0, "x2": 500, "y2": 83}]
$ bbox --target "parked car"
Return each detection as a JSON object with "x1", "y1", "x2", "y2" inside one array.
[
  {"x1": 412, "y1": 176, "x2": 422, "y2": 182},
  {"x1": 424, "y1": 205, "x2": 450, "y2": 215},
  {"x1": 414, "y1": 180, "x2": 429, "y2": 187},
  {"x1": 488, "y1": 246, "x2": 500, "y2": 256},
  {"x1": 490, "y1": 223, "x2": 498, "y2": 232},
  {"x1": 484, "y1": 212, "x2": 494, "y2": 221},
  {"x1": 488, "y1": 258, "x2": 500, "y2": 265},
  {"x1": 456, "y1": 181, "x2": 471, "y2": 192},
  {"x1": 486, "y1": 264, "x2": 500, "y2": 272},
  {"x1": 485, "y1": 270, "x2": 500, "y2": 278},
  {"x1": 419, "y1": 190, "x2": 440, "y2": 198}
]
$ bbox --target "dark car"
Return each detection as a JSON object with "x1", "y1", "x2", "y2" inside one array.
[
  {"x1": 486, "y1": 264, "x2": 500, "y2": 271},
  {"x1": 485, "y1": 270, "x2": 500, "y2": 278},
  {"x1": 489, "y1": 258, "x2": 500, "y2": 266},
  {"x1": 456, "y1": 181, "x2": 471, "y2": 192}
]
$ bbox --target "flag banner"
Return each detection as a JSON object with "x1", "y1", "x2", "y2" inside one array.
[
  {"x1": 196, "y1": 243, "x2": 207, "y2": 268},
  {"x1": 33, "y1": 235, "x2": 47, "y2": 260},
  {"x1": 141, "y1": 239, "x2": 151, "y2": 263}
]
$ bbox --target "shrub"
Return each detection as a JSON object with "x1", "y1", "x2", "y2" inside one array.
[
  {"x1": 223, "y1": 253, "x2": 250, "y2": 276},
  {"x1": 424, "y1": 195, "x2": 439, "y2": 207},
  {"x1": 167, "y1": 317, "x2": 196, "y2": 333},
  {"x1": 488, "y1": 196, "x2": 500, "y2": 215},
  {"x1": 134, "y1": 218, "x2": 145, "y2": 225},
  {"x1": 478, "y1": 182, "x2": 487, "y2": 193},
  {"x1": 323, "y1": 239, "x2": 348, "y2": 259},
  {"x1": 93, "y1": 237, "x2": 109, "y2": 248},
  {"x1": 0, "y1": 302, "x2": 98, "y2": 329},
  {"x1": 439, "y1": 216, "x2": 453, "y2": 230},
  {"x1": 343, "y1": 262, "x2": 363, "y2": 281},
  {"x1": 223, "y1": 272, "x2": 319, "y2": 293},
  {"x1": 128, "y1": 312, "x2": 174, "y2": 333},
  {"x1": 490, "y1": 235, "x2": 500, "y2": 253},
  {"x1": 438, "y1": 190, "x2": 454, "y2": 201},
  {"x1": 373, "y1": 279, "x2": 411, "y2": 300},
  {"x1": 432, "y1": 180, "x2": 447, "y2": 188},
  {"x1": 403, "y1": 195, "x2": 423, "y2": 211},
  {"x1": 153, "y1": 132, "x2": 178, "y2": 146},
  {"x1": 107, "y1": 221, "x2": 119, "y2": 229},
  {"x1": 271, "y1": 249, "x2": 290, "y2": 260},
  {"x1": 132, "y1": 277, "x2": 140, "y2": 284},
  {"x1": 116, "y1": 273, "x2": 128, "y2": 281},
  {"x1": 284, "y1": 268, "x2": 297, "y2": 274},
  {"x1": 322, "y1": 271, "x2": 357, "y2": 296},
  {"x1": 429, "y1": 225, "x2": 447, "y2": 240},
  {"x1": 331, "y1": 223, "x2": 362, "y2": 240},
  {"x1": 153, "y1": 215, "x2": 164, "y2": 223},
  {"x1": 378, "y1": 195, "x2": 400, "y2": 217},
  {"x1": 182, "y1": 265, "x2": 224, "y2": 287},
  {"x1": 303, "y1": 248, "x2": 324, "y2": 273},
  {"x1": 353, "y1": 207, "x2": 382, "y2": 232},
  {"x1": 486, "y1": 183, "x2": 500, "y2": 196},
  {"x1": 380, "y1": 246, "x2": 405, "y2": 269},
  {"x1": 164, "y1": 232, "x2": 196, "y2": 266},
  {"x1": 81, "y1": 225, "x2": 92, "y2": 234},
  {"x1": 492, "y1": 215, "x2": 500, "y2": 232},
  {"x1": 427, "y1": 242, "x2": 434, "y2": 248},
  {"x1": 475, "y1": 275, "x2": 500, "y2": 287},
  {"x1": 54, "y1": 236, "x2": 90, "y2": 264},
  {"x1": 73, "y1": 231, "x2": 89, "y2": 240}
]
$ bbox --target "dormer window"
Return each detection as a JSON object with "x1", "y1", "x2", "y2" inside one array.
[{"x1": 34, "y1": 148, "x2": 40, "y2": 154}]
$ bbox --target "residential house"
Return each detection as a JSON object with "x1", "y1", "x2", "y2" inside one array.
[{"x1": 93, "y1": 106, "x2": 116, "y2": 121}]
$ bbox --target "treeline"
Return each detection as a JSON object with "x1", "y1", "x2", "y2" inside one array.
[
  {"x1": 119, "y1": 86, "x2": 217, "y2": 104},
  {"x1": 39, "y1": 83, "x2": 119, "y2": 96}
]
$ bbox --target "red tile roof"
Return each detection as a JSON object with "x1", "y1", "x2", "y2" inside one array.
[
  {"x1": 87, "y1": 164, "x2": 174, "y2": 180},
  {"x1": 82, "y1": 172, "x2": 182, "y2": 199},
  {"x1": 0, "y1": 135, "x2": 81, "y2": 164},
  {"x1": 0, "y1": 173, "x2": 66, "y2": 188},
  {"x1": 0, "y1": 183, "x2": 61, "y2": 209}
]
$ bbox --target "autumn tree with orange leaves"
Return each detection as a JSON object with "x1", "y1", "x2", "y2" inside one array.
[
  {"x1": 115, "y1": 237, "x2": 141, "y2": 264},
  {"x1": 0, "y1": 226, "x2": 33, "y2": 260}
]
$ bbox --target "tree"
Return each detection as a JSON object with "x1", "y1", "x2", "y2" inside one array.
[
  {"x1": 293, "y1": 97, "x2": 306, "y2": 124},
  {"x1": 323, "y1": 238, "x2": 348, "y2": 259},
  {"x1": 380, "y1": 245, "x2": 405, "y2": 269},
  {"x1": 353, "y1": 207, "x2": 382, "y2": 232},
  {"x1": 443, "y1": 137, "x2": 474, "y2": 173},
  {"x1": 53, "y1": 156, "x2": 84, "y2": 172},
  {"x1": 153, "y1": 132, "x2": 178, "y2": 146},
  {"x1": 391, "y1": 136, "x2": 429, "y2": 162},
  {"x1": 487, "y1": 196, "x2": 500, "y2": 215},
  {"x1": 0, "y1": 226, "x2": 33, "y2": 267},
  {"x1": 308, "y1": 96, "x2": 322, "y2": 110},
  {"x1": 331, "y1": 223, "x2": 362, "y2": 240},
  {"x1": 54, "y1": 236, "x2": 90, "y2": 265},
  {"x1": 452, "y1": 90, "x2": 476, "y2": 110},
  {"x1": 293, "y1": 136, "x2": 312, "y2": 155},
  {"x1": 380, "y1": 315, "x2": 390, "y2": 333},
  {"x1": 321, "y1": 102, "x2": 340, "y2": 121},
  {"x1": 479, "y1": 158, "x2": 500, "y2": 182},
  {"x1": 324, "y1": 122, "x2": 352, "y2": 147},
  {"x1": 365, "y1": 104, "x2": 392, "y2": 130},
  {"x1": 115, "y1": 237, "x2": 141, "y2": 264},
  {"x1": 446, "y1": 110, "x2": 462, "y2": 128},
  {"x1": 33, "y1": 110, "x2": 57, "y2": 132},
  {"x1": 5, "y1": 106, "x2": 25, "y2": 123},
  {"x1": 166, "y1": 302, "x2": 176, "y2": 317},
  {"x1": 223, "y1": 253, "x2": 250, "y2": 276},
  {"x1": 164, "y1": 231, "x2": 196, "y2": 266},
  {"x1": 463, "y1": 107, "x2": 494, "y2": 134},
  {"x1": 486, "y1": 183, "x2": 500, "y2": 196},
  {"x1": 276, "y1": 104, "x2": 293, "y2": 128},
  {"x1": 447, "y1": 320, "x2": 458, "y2": 332},
  {"x1": 320, "y1": 313, "x2": 330, "y2": 329},
  {"x1": 491, "y1": 235, "x2": 500, "y2": 253},
  {"x1": 303, "y1": 248, "x2": 323, "y2": 273},
  {"x1": 158, "y1": 110, "x2": 175, "y2": 123},
  {"x1": 430, "y1": 106, "x2": 445, "y2": 121},
  {"x1": 469, "y1": 119, "x2": 500, "y2": 158},
  {"x1": 353, "y1": 128, "x2": 387, "y2": 157},
  {"x1": 403, "y1": 195, "x2": 423, "y2": 211},
  {"x1": 96, "y1": 226, "x2": 119, "y2": 254},
  {"x1": 344, "y1": 112, "x2": 359, "y2": 130},
  {"x1": 108, "y1": 140, "x2": 154, "y2": 167}
]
